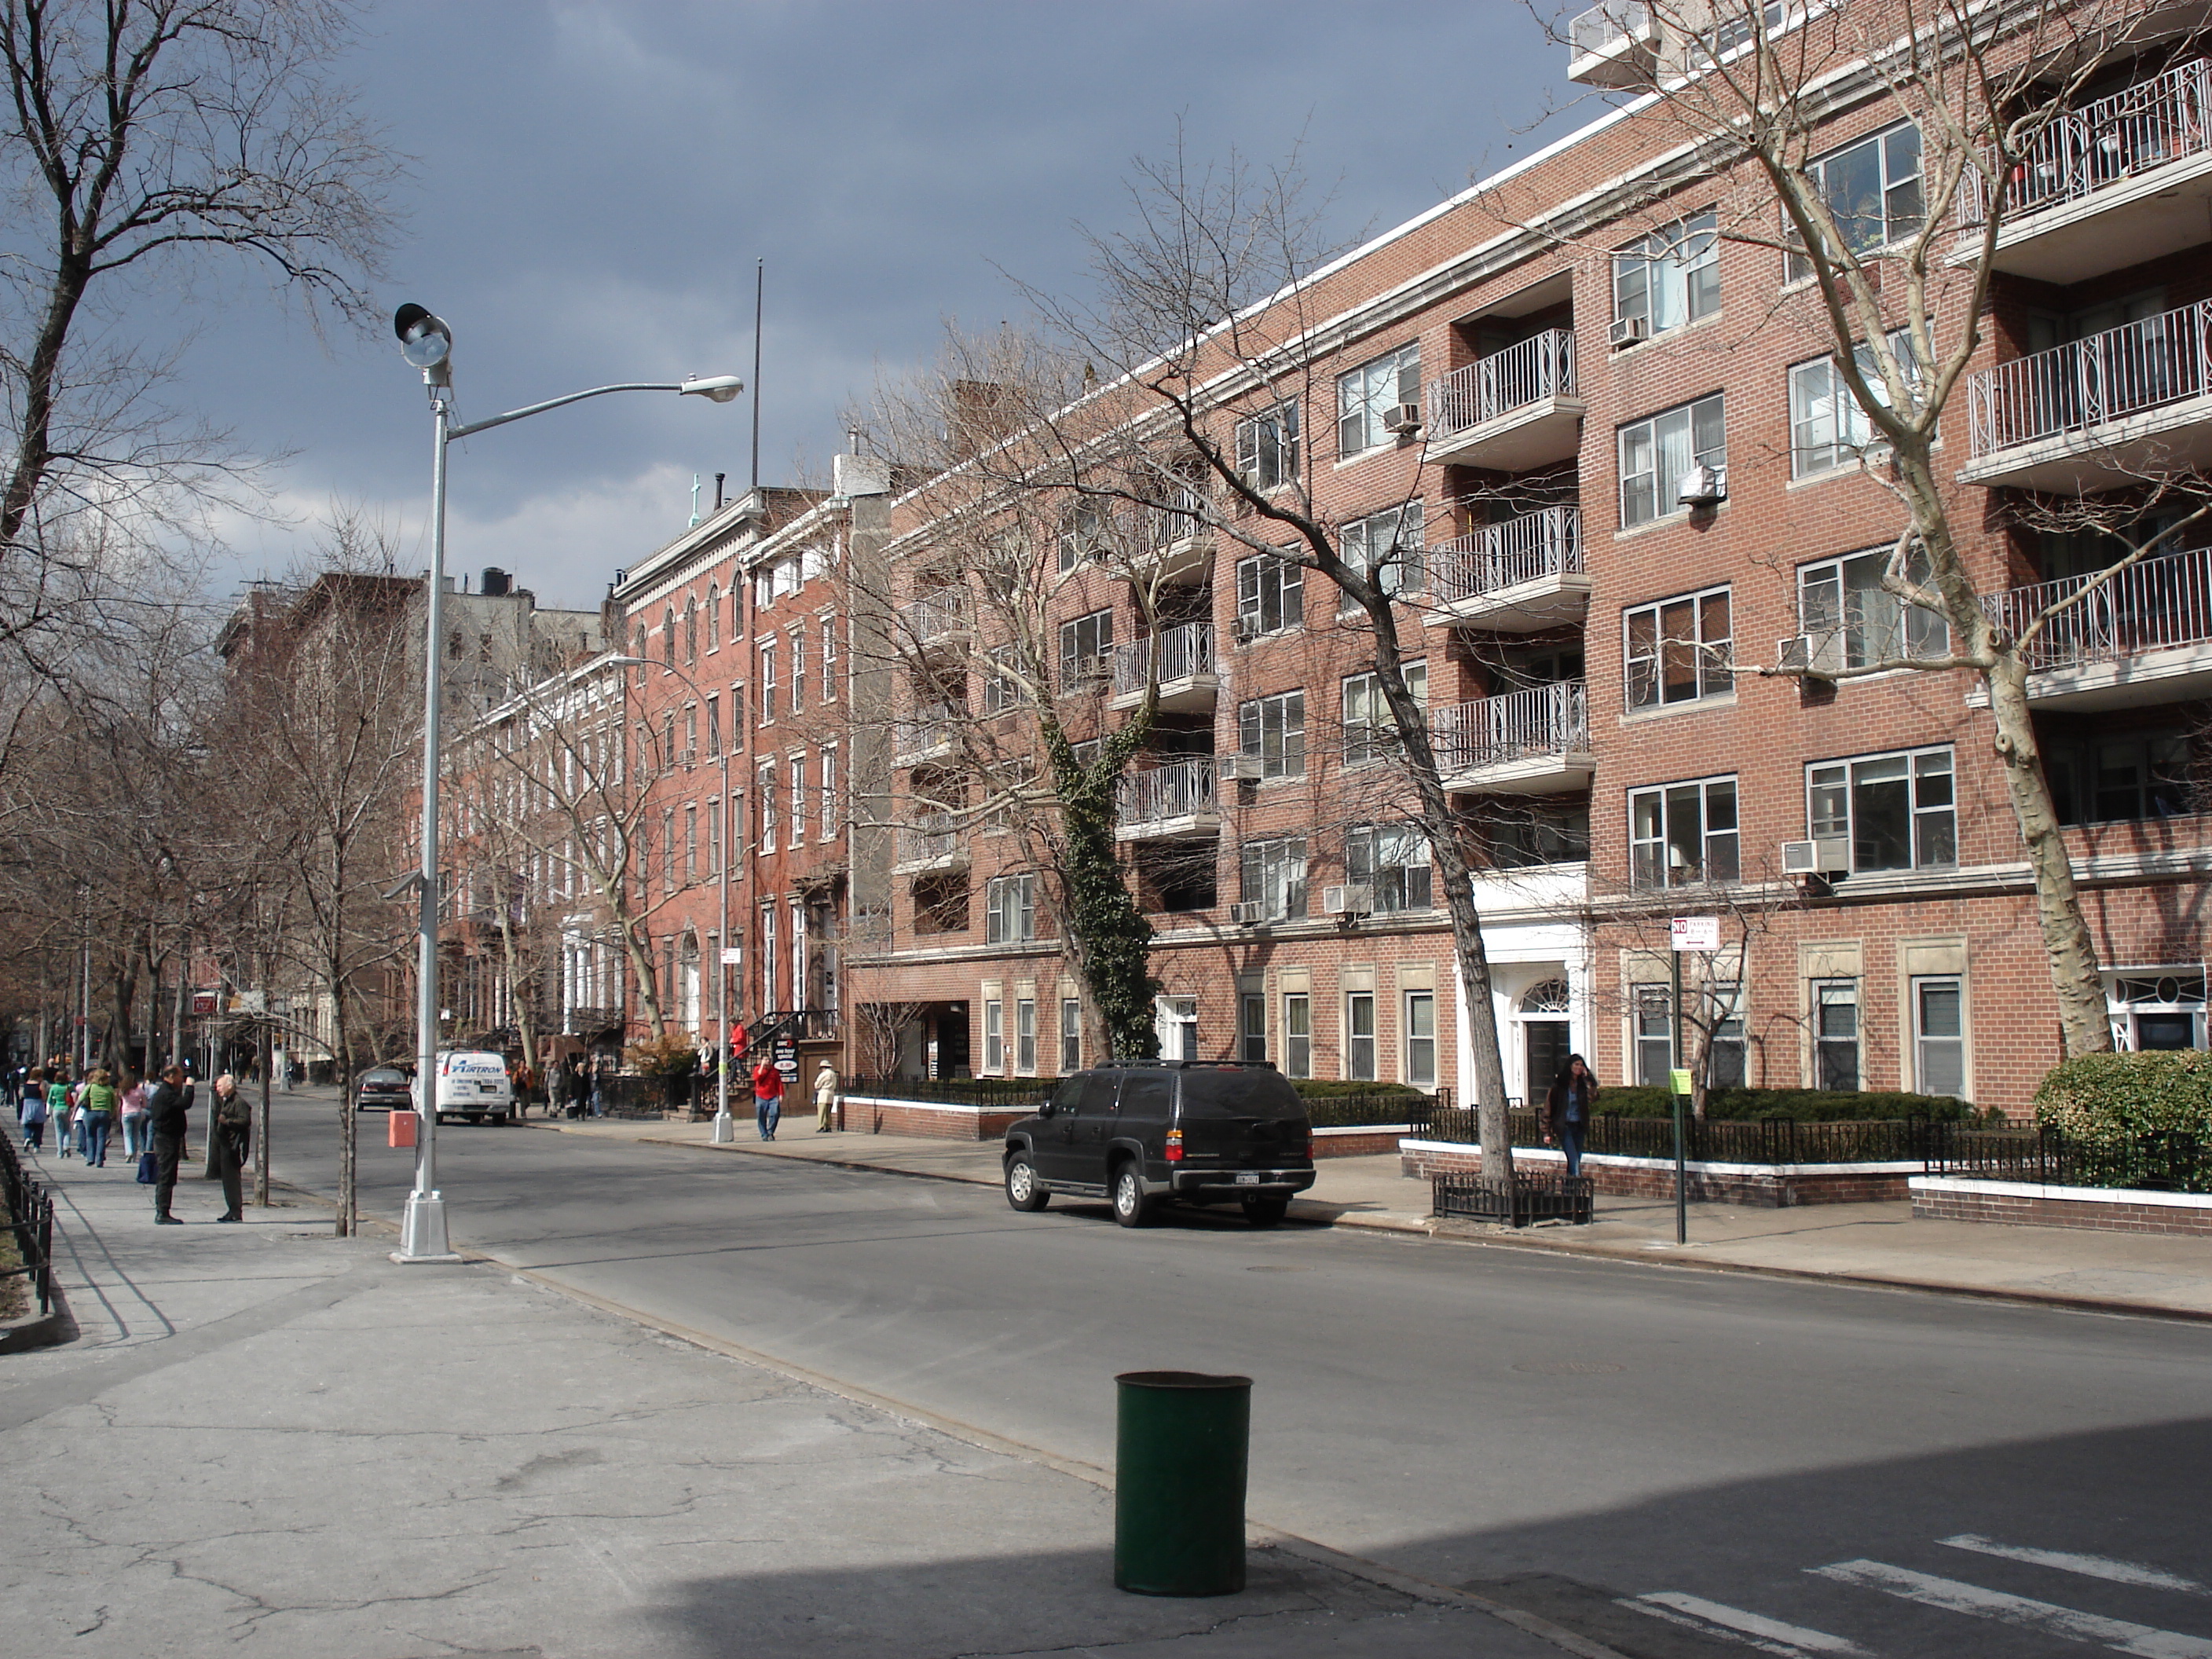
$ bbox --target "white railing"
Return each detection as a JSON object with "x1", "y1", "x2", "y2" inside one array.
[
  {"x1": 1112, "y1": 620, "x2": 1215, "y2": 695},
  {"x1": 901, "y1": 590, "x2": 964, "y2": 643},
  {"x1": 1961, "y1": 58, "x2": 2212, "y2": 225},
  {"x1": 1430, "y1": 682, "x2": 1589, "y2": 777},
  {"x1": 1569, "y1": 0, "x2": 1653, "y2": 56},
  {"x1": 897, "y1": 815, "x2": 961, "y2": 866},
  {"x1": 1115, "y1": 756, "x2": 1218, "y2": 827},
  {"x1": 1111, "y1": 484, "x2": 1208, "y2": 557},
  {"x1": 894, "y1": 708, "x2": 960, "y2": 757},
  {"x1": 1983, "y1": 544, "x2": 2212, "y2": 675},
  {"x1": 1432, "y1": 507, "x2": 1583, "y2": 607},
  {"x1": 1968, "y1": 298, "x2": 2212, "y2": 456},
  {"x1": 1428, "y1": 331, "x2": 1577, "y2": 438}
]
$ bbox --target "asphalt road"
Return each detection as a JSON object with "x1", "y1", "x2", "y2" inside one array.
[{"x1": 262, "y1": 1093, "x2": 2212, "y2": 1658}]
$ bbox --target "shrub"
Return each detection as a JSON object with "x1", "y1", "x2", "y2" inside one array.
[
  {"x1": 2034, "y1": 1052, "x2": 2212, "y2": 1145},
  {"x1": 1595, "y1": 1086, "x2": 1983, "y2": 1122},
  {"x1": 1288, "y1": 1079, "x2": 1426, "y2": 1101},
  {"x1": 624, "y1": 1033, "x2": 701, "y2": 1077}
]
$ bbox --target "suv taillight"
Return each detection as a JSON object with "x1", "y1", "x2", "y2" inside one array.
[{"x1": 1165, "y1": 1127, "x2": 1184, "y2": 1163}]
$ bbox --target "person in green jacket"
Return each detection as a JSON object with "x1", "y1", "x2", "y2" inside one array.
[
  {"x1": 49, "y1": 1073, "x2": 75, "y2": 1159},
  {"x1": 78, "y1": 1067, "x2": 119, "y2": 1166}
]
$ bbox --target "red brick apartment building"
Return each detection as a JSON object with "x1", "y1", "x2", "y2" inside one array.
[{"x1": 523, "y1": 0, "x2": 2208, "y2": 1115}]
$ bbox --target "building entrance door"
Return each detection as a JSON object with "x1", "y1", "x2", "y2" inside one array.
[{"x1": 1524, "y1": 1020, "x2": 1571, "y2": 1105}]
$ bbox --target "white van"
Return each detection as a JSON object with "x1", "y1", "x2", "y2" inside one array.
[{"x1": 416, "y1": 1051, "x2": 514, "y2": 1126}]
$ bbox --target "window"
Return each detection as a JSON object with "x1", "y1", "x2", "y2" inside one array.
[
  {"x1": 1283, "y1": 993, "x2": 1312, "y2": 1078},
  {"x1": 757, "y1": 761, "x2": 776, "y2": 849},
  {"x1": 1789, "y1": 332, "x2": 1920, "y2": 476},
  {"x1": 1338, "y1": 503, "x2": 1425, "y2": 607},
  {"x1": 1342, "y1": 662, "x2": 1427, "y2": 764},
  {"x1": 662, "y1": 608, "x2": 676, "y2": 667},
  {"x1": 1708, "y1": 983, "x2": 1748, "y2": 1088},
  {"x1": 705, "y1": 695, "x2": 721, "y2": 757},
  {"x1": 661, "y1": 807, "x2": 676, "y2": 895},
  {"x1": 820, "y1": 747, "x2": 838, "y2": 839},
  {"x1": 1630, "y1": 777, "x2": 1740, "y2": 889},
  {"x1": 1060, "y1": 998, "x2": 1082, "y2": 1071},
  {"x1": 986, "y1": 874, "x2": 1037, "y2": 943},
  {"x1": 2049, "y1": 731, "x2": 2192, "y2": 826},
  {"x1": 1404, "y1": 991, "x2": 1437, "y2": 1089},
  {"x1": 1914, "y1": 976, "x2": 1965, "y2": 1096},
  {"x1": 1346, "y1": 823, "x2": 1434, "y2": 912},
  {"x1": 683, "y1": 804, "x2": 698, "y2": 885},
  {"x1": 706, "y1": 584, "x2": 720, "y2": 652},
  {"x1": 1236, "y1": 555, "x2": 1305, "y2": 637},
  {"x1": 760, "y1": 642, "x2": 777, "y2": 722},
  {"x1": 1620, "y1": 394, "x2": 1725, "y2": 528},
  {"x1": 983, "y1": 999, "x2": 1004, "y2": 1074},
  {"x1": 684, "y1": 597, "x2": 698, "y2": 665},
  {"x1": 789, "y1": 630, "x2": 805, "y2": 715},
  {"x1": 789, "y1": 755, "x2": 807, "y2": 844},
  {"x1": 1015, "y1": 998, "x2": 1037, "y2": 1074},
  {"x1": 1813, "y1": 980, "x2": 1860, "y2": 1090},
  {"x1": 683, "y1": 704, "x2": 698, "y2": 762},
  {"x1": 1239, "y1": 690, "x2": 1306, "y2": 779},
  {"x1": 1240, "y1": 989, "x2": 1268, "y2": 1063},
  {"x1": 1624, "y1": 586, "x2": 1733, "y2": 709},
  {"x1": 1236, "y1": 401, "x2": 1300, "y2": 489},
  {"x1": 1797, "y1": 546, "x2": 1947, "y2": 668},
  {"x1": 1059, "y1": 609, "x2": 1114, "y2": 690},
  {"x1": 759, "y1": 905, "x2": 778, "y2": 1009},
  {"x1": 1057, "y1": 500, "x2": 1107, "y2": 573},
  {"x1": 1789, "y1": 123, "x2": 1923, "y2": 281},
  {"x1": 730, "y1": 584, "x2": 743, "y2": 642},
  {"x1": 821, "y1": 617, "x2": 838, "y2": 698},
  {"x1": 633, "y1": 622, "x2": 648, "y2": 683},
  {"x1": 1807, "y1": 746, "x2": 1955, "y2": 873},
  {"x1": 1634, "y1": 985, "x2": 1673, "y2": 1086},
  {"x1": 1337, "y1": 342, "x2": 1420, "y2": 456},
  {"x1": 709, "y1": 797, "x2": 722, "y2": 876},
  {"x1": 981, "y1": 646, "x2": 1023, "y2": 713},
  {"x1": 1614, "y1": 212, "x2": 1719, "y2": 337},
  {"x1": 1346, "y1": 992, "x2": 1377, "y2": 1081},
  {"x1": 1238, "y1": 837, "x2": 1308, "y2": 921}
]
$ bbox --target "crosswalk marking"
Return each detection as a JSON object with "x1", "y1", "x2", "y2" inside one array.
[
  {"x1": 1627, "y1": 1591, "x2": 1874, "y2": 1656},
  {"x1": 1812, "y1": 1559, "x2": 2212, "y2": 1658},
  {"x1": 1939, "y1": 1535, "x2": 2208, "y2": 1595}
]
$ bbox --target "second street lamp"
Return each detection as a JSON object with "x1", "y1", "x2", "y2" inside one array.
[{"x1": 393, "y1": 302, "x2": 741, "y2": 1264}]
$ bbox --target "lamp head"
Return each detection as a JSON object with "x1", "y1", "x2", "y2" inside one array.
[
  {"x1": 394, "y1": 303, "x2": 453, "y2": 382},
  {"x1": 679, "y1": 374, "x2": 745, "y2": 404}
]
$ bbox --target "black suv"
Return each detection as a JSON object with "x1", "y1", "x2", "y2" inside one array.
[{"x1": 1002, "y1": 1061, "x2": 1316, "y2": 1227}]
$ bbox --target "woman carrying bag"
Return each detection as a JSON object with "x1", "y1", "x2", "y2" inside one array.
[{"x1": 206, "y1": 1073, "x2": 251, "y2": 1223}]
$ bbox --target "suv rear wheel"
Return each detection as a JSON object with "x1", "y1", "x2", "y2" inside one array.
[
  {"x1": 1005, "y1": 1153, "x2": 1049, "y2": 1213},
  {"x1": 1111, "y1": 1163, "x2": 1150, "y2": 1228}
]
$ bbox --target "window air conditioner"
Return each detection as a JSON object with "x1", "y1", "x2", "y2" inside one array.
[
  {"x1": 1382, "y1": 402, "x2": 1424, "y2": 435},
  {"x1": 1610, "y1": 315, "x2": 1650, "y2": 347},
  {"x1": 1228, "y1": 901, "x2": 1267, "y2": 925},
  {"x1": 1677, "y1": 464, "x2": 1727, "y2": 505},
  {"x1": 1238, "y1": 468, "x2": 1269, "y2": 493},
  {"x1": 1780, "y1": 837, "x2": 1850, "y2": 876},
  {"x1": 1232, "y1": 613, "x2": 1262, "y2": 644},
  {"x1": 1323, "y1": 883, "x2": 1373, "y2": 917},
  {"x1": 1778, "y1": 629, "x2": 1844, "y2": 679},
  {"x1": 1221, "y1": 754, "x2": 1264, "y2": 782}
]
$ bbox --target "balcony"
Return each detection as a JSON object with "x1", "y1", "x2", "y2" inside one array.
[
  {"x1": 893, "y1": 709, "x2": 961, "y2": 767},
  {"x1": 1115, "y1": 486, "x2": 1212, "y2": 584},
  {"x1": 1430, "y1": 506, "x2": 1589, "y2": 632},
  {"x1": 1963, "y1": 299, "x2": 2212, "y2": 491},
  {"x1": 1111, "y1": 620, "x2": 1219, "y2": 712},
  {"x1": 1957, "y1": 58, "x2": 2212, "y2": 286},
  {"x1": 1115, "y1": 756, "x2": 1221, "y2": 840},
  {"x1": 899, "y1": 590, "x2": 966, "y2": 646},
  {"x1": 1566, "y1": 1, "x2": 1657, "y2": 86},
  {"x1": 1430, "y1": 682, "x2": 1595, "y2": 796},
  {"x1": 892, "y1": 815, "x2": 968, "y2": 876},
  {"x1": 1979, "y1": 544, "x2": 2212, "y2": 711},
  {"x1": 1424, "y1": 331, "x2": 1584, "y2": 472}
]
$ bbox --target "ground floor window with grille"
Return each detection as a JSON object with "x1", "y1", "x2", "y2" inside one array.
[
  {"x1": 1346, "y1": 992, "x2": 1377, "y2": 1080},
  {"x1": 1060, "y1": 998, "x2": 1082, "y2": 1071},
  {"x1": 1346, "y1": 823, "x2": 1432, "y2": 911},
  {"x1": 1913, "y1": 976, "x2": 1964, "y2": 1096},
  {"x1": 983, "y1": 999, "x2": 1004, "y2": 1074},
  {"x1": 1813, "y1": 980, "x2": 1859, "y2": 1090},
  {"x1": 1240, "y1": 987, "x2": 1267, "y2": 1062},
  {"x1": 1404, "y1": 991, "x2": 1437, "y2": 1089},
  {"x1": 1283, "y1": 993, "x2": 1312, "y2": 1077},
  {"x1": 1633, "y1": 984, "x2": 1672, "y2": 1085}
]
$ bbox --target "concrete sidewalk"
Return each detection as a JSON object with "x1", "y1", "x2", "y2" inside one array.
[
  {"x1": 536, "y1": 1113, "x2": 2212, "y2": 1322},
  {"x1": 0, "y1": 1130, "x2": 1583, "y2": 1659}
]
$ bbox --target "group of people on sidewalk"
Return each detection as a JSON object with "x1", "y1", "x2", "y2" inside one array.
[
  {"x1": 15, "y1": 1062, "x2": 253, "y2": 1224},
  {"x1": 745, "y1": 1057, "x2": 841, "y2": 1141}
]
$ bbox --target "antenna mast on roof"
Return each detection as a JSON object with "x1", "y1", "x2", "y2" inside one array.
[{"x1": 749, "y1": 259, "x2": 764, "y2": 496}]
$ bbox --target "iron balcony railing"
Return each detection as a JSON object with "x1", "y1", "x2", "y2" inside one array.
[
  {"x1": 900, "y1": 590, "x2": 965, "y2": 643},
  {"x1": 1968, "y1": 297, "x2": 2212, "y2": 456},
  {"x1": 1569, "y1": 0, "x2": 1653, "y2": 56},
  {"x1": 1428, "y1": 330, "x2": 1577, "y2": 439},
  {"x1": 1961, "y1": 57, "x2": 2212, "y2": 226},
  {"x1": 1432, "y1": 506, "x2": 1583, "y2": 607},
  {"x1": 1982, "y1": 544, "x2": 2212, "y2": 674},
  {"x1": 1115, "y1": 755, "x2": 1218, "y2": 827},
  {"x1": 1112, "y1": 620, "x2": 1215, "y2": 695},
  {"x1": 896, "y1": 815, "x2": 961, "y2": 866},
  {"x1": 1430, "y1": 681, "x2": 1588, "y2": 777}
]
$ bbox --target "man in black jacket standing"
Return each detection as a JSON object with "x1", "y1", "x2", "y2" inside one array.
[{"x1": 146, "y1": 1064, "x2": 194, "y2": 1224}]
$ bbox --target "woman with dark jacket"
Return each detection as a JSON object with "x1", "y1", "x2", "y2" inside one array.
[
  {"x1": 207, "y1": 1073, "x2": 251, "y2": 1223},
  {"x1": 1543, "y1": 1055, "x2": 1599, "y2": 1179}
]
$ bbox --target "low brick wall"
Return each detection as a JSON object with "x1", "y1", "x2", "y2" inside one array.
[
  {"x1": 1399, "y1": 1138, "x2": 1916, "y2": 1207},
  {"x1": 1313, "y1": 1124, "x2": 1408, "y2": 1159},
  {"x1": 1910, "y1": 1175, "x2": 2212, "y2": 1236},
  {"x1": 841, "y1": 1095, "x2": 1028, "y2": 1141}
]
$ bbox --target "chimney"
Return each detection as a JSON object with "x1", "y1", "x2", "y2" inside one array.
[
  {"x1": 948, "y1": 379, "x2": 1017, "y2": 462},
  {"x1": 713, "y1": 473, "x2": 726, "y2": 511},
  {"x1": 481, "y1": 567, "x2": 511, "y2": 597}
]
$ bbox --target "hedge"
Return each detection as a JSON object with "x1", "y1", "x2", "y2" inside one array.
[
  {"x1": 2034, "y1": 1051, "x2": 2212, "y2": 1144},
  {"x1": 1288, "y1": 1079, "x2": 1426, "y2": 1101},
  {"x1": 1595, "y1": 1086, "x2": 1984, "y2": 1123}
]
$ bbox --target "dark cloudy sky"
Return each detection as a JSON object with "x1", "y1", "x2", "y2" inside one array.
[{"x1": 198, "y1": 1, "x2": 1595, "y2": 610}]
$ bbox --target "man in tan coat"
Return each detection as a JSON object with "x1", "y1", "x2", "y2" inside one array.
[{"x1": 812, "y1": 1060, "x2": 841, "y2": 1133}]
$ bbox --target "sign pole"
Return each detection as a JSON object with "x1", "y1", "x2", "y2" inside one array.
[{"x1": 1667, "y1": 916, "x2": 1716, "y2": 1248}]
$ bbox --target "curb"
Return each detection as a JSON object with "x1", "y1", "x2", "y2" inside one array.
[{"x1": 0, "y1": 1297, "x2": 73, "y2": 1355}]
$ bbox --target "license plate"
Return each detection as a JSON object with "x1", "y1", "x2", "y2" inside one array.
[{"x1": 1235, "y1": 1172, "x2": 1261, "y2": 1186}]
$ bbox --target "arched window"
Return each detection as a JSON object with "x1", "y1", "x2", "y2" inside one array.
[
  {"x1": 662, "y1": 608, "x2": 676, "y2": 667},
  {"x1": 684, "y1": 595, "x2": 698, "y2": 665},
  {"x1": 1521, "y1": 978, "x2": 1571, "y2": 1014},
  {"x1": 632, "y1": 622, "x2": 646, "y2": 684},
  {"x1": 706, "y1": 584, "x2": 720, "y2": 652},
  {"x1": 731, "y1": 583, "x2": 743, "y2": 641}
]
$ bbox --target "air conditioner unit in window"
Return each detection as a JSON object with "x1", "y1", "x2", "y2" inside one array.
[
  {"x1": 1237, "y1": 468, "x2": 1269, "y2": 493},
  {"x1": 1610, "y1": 315, "x2": 1650, "y2": 347},
  {"x1": 1778, "y1": 629, "x2": 1845, "y2": 679},
  {"x1": 1382, "y1": 402, "x2": 1423, "y2": 435},
  {"x1": 1323, "y1": 883, "x2": 1372, "y2": 917},
  {"x1": 1220, "y1": 753, "x2": 1264, "y2": 782},
  {"x1": 1227, "y1": 901, "x2": 1267, "y2": 925},
  {"x1": 1780, "y1": 837, "x2": 1850, "y2": 876},
  {"x1": 1231, "y1": 613, "x2": 1262, "y2": 644},
  {"x1": 1677, "y1": 464, "x2": 1727, "y2": 505}
]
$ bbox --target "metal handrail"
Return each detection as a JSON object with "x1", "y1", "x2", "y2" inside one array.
[
  {"x1": 1569, "y1": 0, "x2": 1653, "y2": 55},
  {"x1": 1112, "y1": 620, "x2": 1215, "y2": 694},
  {"x1": 1427, "y1": 330, "x2": 1577, "y2": 438},
  {"x1": 1983, "y1": 543, "x2": 2212, "y2": 672},
  {"x1": 1961, "y1": 57, "x2": 2212, "y2": 225},
  {"x1": 1968, "y1": 297, "x2": 2212, "y2": 456},
  {"x1": 900, "y1": 590, "x2": 965, "y2": 643},
  {"x1": 1115, "y1": 755, "x2": 1218, "y2": 826},
  {"x1": 1432, "y1": 507, "x2": 1583, "y2": 606},
  {"x1": 894, "y1": 707, "x2": 961, "y2": 756},
  {"x1": 897, "y1": 815, "x2": 961, "y2": 865},
  {"x1": 1430, "y1": 682, "x2": 1589, "y2": 775}
]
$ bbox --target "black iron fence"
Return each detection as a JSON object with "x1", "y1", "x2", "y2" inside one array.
[
  {"x1": 1408, "y1": 1104, "x2": 1954, "y2": 1166},
  {"x1": 1, "y1": 1128, "x2": 55, "y2": 1316},
  {"x1": 1928, "y1": 1126, "x2": 2212, "y2": 1195},
  {"x1": 1433, "y1": 1172, "x2": 1595, "y2": 1228},
  {"x1": 843, "y1": 1075, "x2": 1056, "y2": 1109},
  {"x1": 1304, "y1": 1090, "x2": 1447, "y2": 1128}
]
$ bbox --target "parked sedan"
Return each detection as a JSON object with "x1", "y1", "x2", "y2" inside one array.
[{"x1": 354, "y1": 1066, "x2": 413, "y2": 1112}]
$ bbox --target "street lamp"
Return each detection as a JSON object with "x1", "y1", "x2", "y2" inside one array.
[
  {"x1": 393, "y1": 302, "x2": 741, "y2": 1265},
  {"x1": 606, "y1": 656, "x2": 737, "y2": 1144}
]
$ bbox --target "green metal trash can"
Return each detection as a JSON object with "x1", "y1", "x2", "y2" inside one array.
[{"x1": 1113, "y1": 1369, "x2": 1251, "y2": 1596}]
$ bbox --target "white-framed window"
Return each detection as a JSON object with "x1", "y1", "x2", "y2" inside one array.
[
  {"x1": 706, "y1": 584, "x2": 721, "y2": 652},
  {"x1": 986, "y1": 874, "x2": 1037, "y2": 943},
  {"x1": 1238, "y1": 690, "x2": 1306, "y2": 779},
  {"x1": 661, "y1": 807, "x2": 677, "y2": 895},
  {"x1": 1807, "y1": 745, "x2": 1956, "y2": 873},
  {"x1": 1236, "y1": 555, "x2": 1304, "y2": 637},
  {"x1": 684, "y1": 596, "x2": 698, "y2": 665},
  {"x1": 819, "y1": 746, "x2": 838, "y2": 840},
  {"x1": 760, "y1": 903, "x2": 778, "y2": 1010},
  {"x1": 662, "y1": 607, "x2": 676, "y2": 667},
  {"x1": 1613, "y1": 211, "x2": 1719, "y2": 337},
  {"x1": 1788, "y1": 122, "x2": 1923, "y2": 281},
  {"x1": 1633, "y1": 984, "x2": 1673, "y2": 1085},
  {"x1": 789, "y1": 755, "x2": 807, "y2": 845},
  {"x1": 1238, "y1": 836, "x2": 1308, "y2": 921},
  {"x1": 789, "y1": 630, "x2": 805, "y2": 715},
  {"x1": 1337, "y1": 502, "x2": 1425, "y2": 608},
  {"x1": 683, "y1": 804, "x2": 698, "y2": 885},
  {"x1": 1708, "y1": 983, "x2": 1748, "y2": 1088},
  {"x1": 1789, "y1": 331, "x2": 1920, "y2": 476},
  {"x1": 1342, "y1": 661, "x2": 1426, "y2": 765},
  {"x1": 1620, "y1": 394, "x2": 1725, "y2": 529},
  {"x1": 1913, "y1": 976, "x2": 1965, "y2": 1096},
  {"x1": 2106, "y1": 971, "x2": 2207, "y2": 1052},
  {"x1": 983, "y1": 998, "x2": 1005, "y2": 1074},
  {"x1": 1058, "y1": 609, "x2": 1114, "y2": 690},
  {"x1": 1346, "y1": 823, "x2": 1434, "y2": 912},
  {"x1": 1345, "y1": 991, "x2": 1377, "y2": 1081},
  {"x1": 1624, "y1": 586, "x2": 1733, "y2": 709},
  {"x1": 1060, "y1": 998, "x2": 1082, "y2": 1071},
  {"x1": 1240, "y1": 988, "x2": 1268, "y2": 1063},
  {"x1": 1630, "y1": 776, "x2": 1740, "y2": 889},
  {"x1": 1057, "y1": 499, "x2": 1108, "y2": 574},
  {"x1": 821, "y1": 616, "x2": 839, "y2": 699},
  {"x1": 705, "y1": 694, "x2": 721, "y2": 757},
  {"x1": 1337, "y1": 342, "x2": 1420, "y2": 457},
  {"x1": 759, "y1": 641, "x2": 777, "y2": 722},
  {"x1": 1797, "y1": 546, "x2": 1947, "y2": 669},
  {"x1": 1015, "y1": 998, "x2": 1037, "y2": 1074},
  {"x1": 730, "y1": 583, "x2": 743, "y2": 640},
  {"x1": 1236, "y1": 401, "x2": 1300, "y2": 489},
  {"x1": 757, "y1": 761, "x2": 777, "y2": 849},
  {"x1": 1813, "y1": 979, "x2": 1860, "y2": 1090},
  {"x1": 981, "y1": 645, "x2": 1023, "y2": 714},
  {"x1": 1404, "y1": 991, "x2": 1437, "y2": 1089},
  {"x1": 1283, "y1": 992, "x2": 1312, "y2": 1078}
]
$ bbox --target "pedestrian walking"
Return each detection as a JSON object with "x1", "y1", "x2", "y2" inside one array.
[
  {"x1": 77, "y1": 1067, "x2": 118, "y2": 1166},
  {"x1": 547, "y1": 1060, "x2": 567, "y2": 1119},
  {"x1": 20, "y1": 1069, "x2": 48, "y2": 1151},
  {"x1": 207, "y1": 1073, "x2": 251, "y2": 1222},
  {"x1": 49, "y1": 1072, "x2": 75, "y2": 1159},
  {"x1": 119, "y1": 1072, "x2": 152, "y2": 1158},
  {"x1": 1542, "y1": 1054, "x2": 1600, "y2": 1180},
  {"x1": 147, "y1": 1063, "x2": 194, "y2": 1224},
  {"x1": 812, "y1": 1058, "x2": 840, "y2": 1133},
  {"x1": 751, "y1": 1058, "x2": 784, "y2": 1141},
  {"x1": 589, "y1": 1065, "x2": 605, "y2": 1119}
]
